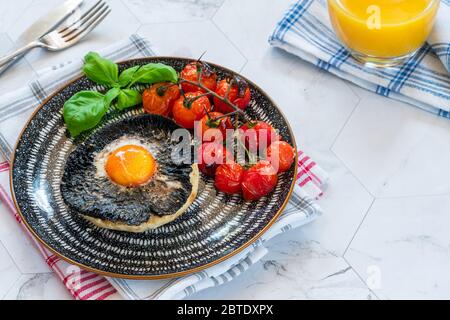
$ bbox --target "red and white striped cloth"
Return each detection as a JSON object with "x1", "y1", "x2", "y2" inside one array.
[
  {"x1": 297, "y1": 150, "x2": 328, "y2": 199},
  {"x1": 0, "y1": 150, "x2": 327, "y2": 300},
  {"x1": 0, "y1": 162, "x2": 118, "y2": 300},
  {"x1": 0, "y1": 162, "x2": 8, "y2": 172}
]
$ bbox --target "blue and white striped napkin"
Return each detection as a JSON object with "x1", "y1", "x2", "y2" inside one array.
[{"x1": 269, "y1": 0, "x2": 450, "y2": 118}]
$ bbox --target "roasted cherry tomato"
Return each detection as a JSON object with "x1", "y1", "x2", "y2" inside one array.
[
  {"x1": 142, "y1": 82, "x2": 180, "y2": 116},
  {"x1": 197, "y1": 111, "x2": 233, "y2": 142},
  {"x1": 197, "y1": 142, "x2": 233, "y2": 177},
  {"x1": 240, "y1": 121, "x2": 279, "y2": 151},
  {"x1": 214, "y1": 162, "x2": 245, "y2": 194},
  {"x1": 241, "y1": 160, "x2": 278, "y2": 201},
  {"x1": 213, "y1": 79, "x2": 251, "y2": 114},
  {"x1": 172, "y1": 92, "x2": 211, "y2": 129},
  {"x1": 266, "y1": 141, "x2": 295, "y2": 173},
  {"x1": 180, "y1": 62, "x2": 217, "y2": 93}
]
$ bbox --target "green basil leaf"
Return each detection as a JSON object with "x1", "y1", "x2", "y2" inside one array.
[
  {"x1": 116, "y1": 89, "x2": 142, "y2": 110},
  {"x1": 128, "y1": 63, "x2": 178, "y2": 87},
  {"x1": 118, "y1": 66, "x2": 140, "y2": 87},
  {"x1": 63, "y1": 91, "x2": 108, "y2": 137},
  {"x1": 83, "y1": 52, "x2": 119, "y2": 86},
  {"x1": 104, "y1": 87, "x2": 121, "y2": 106}
]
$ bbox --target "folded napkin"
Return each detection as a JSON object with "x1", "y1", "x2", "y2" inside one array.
[
  {"x1": 269, "y1": 0, "x2": 450, "y2": 118},
  {"x1": 0, "y1": 35, "x2": 327, "y2": 300},
  {"x1": 0, "y1": 174, "x2": 119, "y2": 300}
]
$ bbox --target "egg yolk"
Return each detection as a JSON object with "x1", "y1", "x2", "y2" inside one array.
[{"x1": 105, "y1": 145, "x2": 156, "y2": 187}]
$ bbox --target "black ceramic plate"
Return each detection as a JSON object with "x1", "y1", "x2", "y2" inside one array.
[{"x1": 11, "y1": 57, "x2": 297, "y2": 279}]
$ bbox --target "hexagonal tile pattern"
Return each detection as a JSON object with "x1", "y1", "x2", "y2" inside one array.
[
  {"x1": 137, "y1": 21, "x2": 246, "y2": 71},
  {"x1": 191, "y1": 235, "x2": 375, "y2": 299},
  {"x1": 122, "y1": 0, "x2": 224, "y2": 24},
  {"x1": 0, "y1": 242, "x2": 21, "y2": 299},
  {"x1": 345, "y1": 195, "x2": 450, "y2": 299},
  {"x1": 3, "y1": 273, "x2": 71, "y2": 300},
  {"x1": 332, "y1": 89, "x2": 450, "y2": 198},
  {"x1": 213, "y1": 0, "x2": 292, "y2": 60},
  {"x1": 0, "y1": 33, "x2": 37, "y2": 97},
  {"x1": 8, "y1": 0, "x2": 141, "y2": 73}
]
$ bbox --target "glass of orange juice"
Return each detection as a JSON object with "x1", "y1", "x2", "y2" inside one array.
[{"x1": 328, "y1": 0, "x2": 440, "y2": 67}]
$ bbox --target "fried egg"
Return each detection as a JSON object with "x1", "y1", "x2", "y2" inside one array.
[
  {"x1": 61, "y1": 115, "x2": 199, "y2": 233},
  {"x1": 94, "y1": 136, "x2": 159, "y2": 188}
]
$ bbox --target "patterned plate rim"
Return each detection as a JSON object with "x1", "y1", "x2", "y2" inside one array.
[{"x1": 10, "y1": 56, "x2": 298, "y2": 280}]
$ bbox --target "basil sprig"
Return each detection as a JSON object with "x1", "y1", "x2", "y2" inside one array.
[{"x1": 63, "y1": 52, "x2": 178, "y2": 137}]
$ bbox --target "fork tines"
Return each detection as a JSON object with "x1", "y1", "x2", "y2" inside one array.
[{"x1": 58, "y1": 0, "x2": 111, "y2": 42}]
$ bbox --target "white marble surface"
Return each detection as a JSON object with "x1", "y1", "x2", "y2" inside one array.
[{"x1": 0, "y1": 0, "x2": 449, "y2": 300}]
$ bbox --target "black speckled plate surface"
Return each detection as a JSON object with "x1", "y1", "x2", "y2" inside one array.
[{"x1": 11, "y1": 57, "x2": 297, "y2": 279}]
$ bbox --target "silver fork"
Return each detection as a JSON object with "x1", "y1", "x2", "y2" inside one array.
[{"x1": 0, "y1": 0, "x2": 111, "y2": 69}]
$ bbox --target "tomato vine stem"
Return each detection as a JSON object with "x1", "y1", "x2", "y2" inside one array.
[{"x1": 178, "y1": 78, "x2": 252, "y2": 123}]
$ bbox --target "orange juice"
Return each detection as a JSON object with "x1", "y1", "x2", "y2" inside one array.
[{"x1": 328, "y1": 0, "x2": 440, "y2": 66}]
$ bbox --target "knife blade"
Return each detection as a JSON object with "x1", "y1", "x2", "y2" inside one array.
[
  {"x1": 0, "y1": 0, "x2": 84, "y2": 75},
  {"x1": 15, "y1": 0, "x2": 84, "y2": 46}
]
